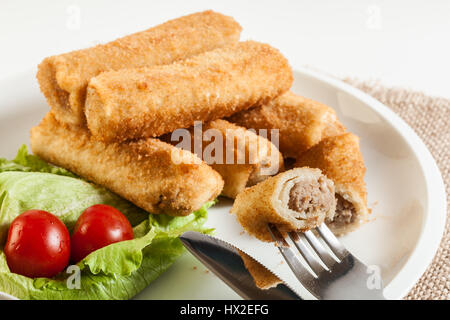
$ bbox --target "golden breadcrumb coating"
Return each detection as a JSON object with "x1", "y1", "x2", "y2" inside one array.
[
  {"x1": 231, "y1": 168, "x2": 335, "y2": 242},
  {"x1": 85, "y1": 41, "x2": 293, "y2": 142},
  {"x1": 295, "y1": 133, "x2": 369, "y2": 235},
  {"x1": 229, "y1": 91, "x2": 346, "y2": 158},
  {"x1": 238, "y1": 250, "x2": 282, "y2": 289},
  {"x1": 36, "y1": 10, "x2": 242, "y2": 126},
  {"x1": 30, "y1": 113, "x2": 224, "y2": 216},
  {"x1": 162, "y1": 119, "x2": 284, "y2": 198}
]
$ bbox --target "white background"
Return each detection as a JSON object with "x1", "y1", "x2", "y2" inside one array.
[{"x1": 0, "y1": 0, "x2": 449, "y2": 98}]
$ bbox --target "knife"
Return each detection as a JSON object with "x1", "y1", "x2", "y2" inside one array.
[{"x1": 179, "y1": 231, "x2": 301, "y2": 300}]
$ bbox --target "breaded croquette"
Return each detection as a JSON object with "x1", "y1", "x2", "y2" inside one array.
[
  {"x1": 229, "y1": 91, "x2": 346, "y2": 158},
  {"x1": 163, "y1": 119, "x2": 284, "y2": 199},
  {"x1": 37, "y1": 10, "x2": 242, "y2": 126},
  {"x1": 30, "y1": 113, "x2": 224, "y2": 216},
  {"x1": 85, "y1": 41, "x2": 293, "y2": 142}
]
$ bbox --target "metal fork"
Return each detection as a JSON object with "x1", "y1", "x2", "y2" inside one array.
[{"x1": 267, "y1": 223, "x2": 386, "y2": 300}]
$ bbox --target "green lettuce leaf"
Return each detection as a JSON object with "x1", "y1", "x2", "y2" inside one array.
[
  {"x1": 0, "y1": 144, "x2": 76, "y2": 177},
  {"x1": 0, "y1": 237, "x2": 188, "y2": 299},
  {"x1": 0, "y1": 146, "x2": 213, "y2": 299}
]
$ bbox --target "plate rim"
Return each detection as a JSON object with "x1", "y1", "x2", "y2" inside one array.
[
  {"x1": 293, "y1": 67, "x2": 447, "y2": 299},
  {"x1": 0, "y1": 68, "x2": 446, "y2": 300}
]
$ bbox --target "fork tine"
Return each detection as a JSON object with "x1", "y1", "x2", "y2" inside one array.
[
  {"x1": 303, "y1": 230, "x2": 339, "y2": 267},
  {"x1": 316, "y1": 224, "x2": 349, "y2": 260},
  {"x1": 267, "y1": 224, "x2": 317, "y2": 287},
  {"x1": 288, "y1": 232, "x2": 325, "y2": 276}
]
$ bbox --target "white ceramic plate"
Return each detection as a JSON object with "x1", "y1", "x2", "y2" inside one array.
[{"x1": 0, "y1": 68, "x2": 446, "y2": 300}]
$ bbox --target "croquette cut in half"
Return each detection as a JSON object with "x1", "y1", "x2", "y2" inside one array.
[
  {"x1": 296, "y1": 133, "x2": 369, "y2": 235},
  {"x1": 231, "y1": 168, "x2": 336, "y2": 242}
]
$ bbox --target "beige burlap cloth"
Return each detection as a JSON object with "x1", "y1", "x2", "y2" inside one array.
[{"x1": 344, "y1": 79, "x2": 449, "y2": 300}]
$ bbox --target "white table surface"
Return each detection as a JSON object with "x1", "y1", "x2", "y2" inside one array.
[{"x1": 0, "y1": 0, "x2": 449, "y2": 97}]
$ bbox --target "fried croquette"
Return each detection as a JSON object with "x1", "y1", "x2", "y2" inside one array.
[
  {"x1": 37, "y1": 10, "x2": 242, "y2": 126},
  {"x1": 229, "y1": 91, "x2": 346, "y2": 158},
  {"x1": 163, "y1": 119, "x2": 284, "y2": 199},
  {"x1": 85, "y1": 41, "x2": 293, "y2": 142},
  {"x1": 30, "y1": 113, "x2": 224, "y2": 216}
]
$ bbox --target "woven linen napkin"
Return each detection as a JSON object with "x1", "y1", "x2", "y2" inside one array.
[{"x1": 345, "y1": 79, "x2": 449, "y2": 300}]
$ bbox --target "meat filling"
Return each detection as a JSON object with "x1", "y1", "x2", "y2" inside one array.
[
  {"x1": 328, "y1": 193, "x2": 356, "y2": 226},
  {"x1": 288, "y1": 177, "x2": 334, "y2": 216}
]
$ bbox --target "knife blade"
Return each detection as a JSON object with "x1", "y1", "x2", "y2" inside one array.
[{"x1": 179, "y1": 231, "x2": 301, "y2": 300}]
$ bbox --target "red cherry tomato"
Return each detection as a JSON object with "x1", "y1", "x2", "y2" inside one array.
[
  {"x1": 71, "y1": 204, "x2": 133, "y2": 262},
  {"x1": 4, "y1": 210, "x2": 70, "y2": 278}
]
